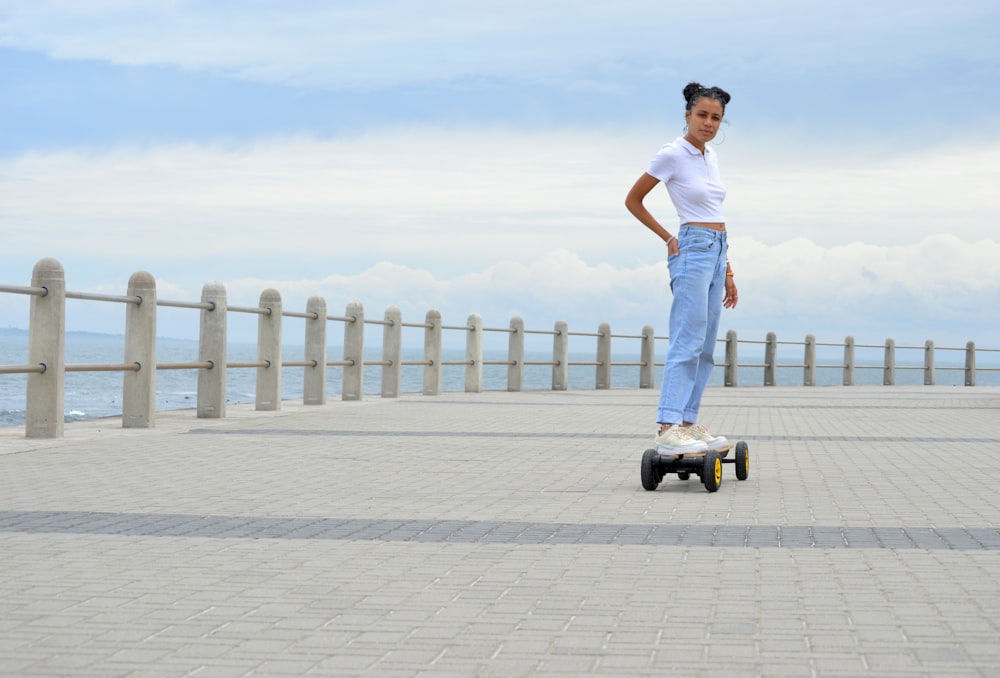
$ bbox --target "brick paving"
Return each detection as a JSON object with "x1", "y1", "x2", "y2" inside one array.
[{"x1": 1, "y1": 386, "x2": 999, "y2": 677}]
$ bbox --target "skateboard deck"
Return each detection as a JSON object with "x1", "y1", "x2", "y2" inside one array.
[{"x1": 654, "y1": 440, "x2": 732, "y2": 458}]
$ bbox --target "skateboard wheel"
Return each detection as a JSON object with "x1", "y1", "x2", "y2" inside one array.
[
  {"x1": 735, "y1": 441, "x2": 749, "y2": 481},
  {"x1": 641, "y1": 448, "x2": 661, "y2": 491},
  {"x1": 702, "y1": 450, "x2": 722, "y2": 492},
  {"x1": 677, "y1": 471, "x2": 690, "y2": 481}
]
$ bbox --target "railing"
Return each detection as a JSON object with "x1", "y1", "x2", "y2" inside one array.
[{"x1": 2, "y1": 258, "x2": 998, "y2": 438}]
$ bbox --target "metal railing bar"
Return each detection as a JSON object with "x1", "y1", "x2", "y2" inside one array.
[
  {"x1": 0, "y1": 284, "x2": 47, "y2": 297},
  {"x1": 66, "y1": 291, "x2": 140, "y2": 305},
  {"x1": 65, "y1": 363, "x2": 140, "y2": 373},
  {"x1": 157, "y1": 361, "x2": 213, "y2": 370},
  {"x1": 157, "y1": 300, "x2": 215, "y2": 311},
  {"x1": 229, "y1": 305, "x2": 270, "y2": 316},
  {"x1": 283, "y1": 311, "x2": 320, "y2": 320},
  {"x1": 0, "y1": 364, "x2": 45, "y2": 375}
]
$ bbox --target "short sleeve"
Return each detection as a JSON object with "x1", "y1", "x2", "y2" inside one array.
[{"x1": 646, "y1": 144, "x2": 678, "y2": 184}]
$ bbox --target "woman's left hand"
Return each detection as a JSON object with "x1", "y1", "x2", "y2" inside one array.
[{"x1": 723, "y1": 277, "x2": 738, "y2": 309}]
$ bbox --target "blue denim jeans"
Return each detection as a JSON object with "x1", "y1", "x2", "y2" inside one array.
[{"x1": 657, "y1": 225, "x2": 728, "y2": 425}]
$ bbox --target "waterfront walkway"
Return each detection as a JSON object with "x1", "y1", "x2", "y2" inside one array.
[{"x1": 2, "y1": 386, "x2": 999, "y2": 677}]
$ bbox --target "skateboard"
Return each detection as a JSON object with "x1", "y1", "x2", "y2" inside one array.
[{"x1": 641, "y1": 440, "x2": 749, "y2": 493}]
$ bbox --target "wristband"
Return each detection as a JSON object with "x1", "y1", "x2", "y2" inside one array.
[{"x1": 665, "y1": 236, "x2": 675, "y2": 247}]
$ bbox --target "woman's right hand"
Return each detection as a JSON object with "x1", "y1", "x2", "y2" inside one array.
[{"x1": 665, "y1": 236, "x2": 679, "y2": 257}]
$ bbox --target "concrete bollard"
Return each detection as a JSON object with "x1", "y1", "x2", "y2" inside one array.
[
  {"x1": 255, "y1": 289, "x2": 282, "y2": 411},
  {"x1": 965, "y1": 341, "x2": 976, "y2": 386},
  {"x1": 465, "y1": 313, "x2": 483, "y2": 393},
  {"x1": 596, "y1": 322, "x2": 611, "y2": 389},
  {"x1": 884, "y1": 338, "x2": 896, "y2": 386},
  {"x1": 507, "y1": 317, "x2": 524, "y2": 392},
  {"x1": 123, "y1": 271, "x2": 157, "y2": 428},
  {"x1": 843, "y1": 336, "x2": 855, "y2": 386},
  {"x1": 804, "y1": 334, "x2": 816, "y2": 387},
  {"x1": 26, "y1": 258, "x2": 65, "y2": 438},
  {"x1": 342, "y1": 301, "x2": 364, "y2": 401},
  {"x1": 423, "y1": 310, "x2": 442, "y2": 395},
  {"x1": 764, "y1": 332, "x2": 777, "y2": 386},
  {"x1": 924, "y1": 340, "x2": 935, "y2": 386},
  {"x1": 197, "y1": 282, "x2": 227, "y2": 419},
  {"x1": 381, "y1": 306, "x2": 402, "y2": 398},
  {"x1": 304, "y1": 296, "x2": 327, "y2": 405},
  {"x1": 724, "y1": 329, "x2": 738, "y2": 387},
  {"x1": 640, "y1": 325, "x2": 655, "y2": 389},
  {"x1": 552, "y1": 321, "x2": 568, "y2": 391}
]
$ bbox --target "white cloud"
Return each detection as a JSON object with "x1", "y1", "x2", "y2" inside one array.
[
  {"x1": 209, "y1": 238, "x2": 1000, "y2": 351},
  {"x1": 2, "y1": 129, "x2": 998, "y2": 272},
  {"x1": 1, "y1": 1, "x2": 995, "y2": 89},
  {"x1": 3, "y1": 128, "x2": 998, "y2": 349}
]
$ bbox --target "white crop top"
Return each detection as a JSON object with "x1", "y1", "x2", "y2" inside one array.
[{"x1": 646, "y1": 137, "x2": 726, "y2": 224}]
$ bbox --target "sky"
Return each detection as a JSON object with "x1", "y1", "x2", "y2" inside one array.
[{"x1": 2, "y1": 0, "x2": 999, "y2": 354}]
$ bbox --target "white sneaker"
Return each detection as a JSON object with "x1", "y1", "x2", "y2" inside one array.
[
  {"x1": 686, "y1": 424, "x2": 728, "y2": 451},
  {"x1": 654, "y1": 425, "x2": 708, "y2": 453}
]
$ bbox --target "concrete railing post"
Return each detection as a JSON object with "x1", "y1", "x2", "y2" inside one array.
[
  {"x1": 924, "y1": 340, "x2": 935, "y2": 386},
  {"x1": 197, "y1": 282, "x2": 227, "y2": 419},
  {"x1": 804, "y1": 334, "x2": 816, "y2": 387},
  {"x1": 764, "y1": 331, "x2": 777, "y2": 386},
  {"x1": 255, "y1": 289, "x2": 281, "y2": 411},
  {"x1": 552, "y1": 321, "x2": 568, "y2": 391},
  {"x1": 423, "y1": 310, "x2": 442, "y2": 395},
  {"x1": 884, "y1": 338, "x2": 896, "y2": 386},
  {"x1": 595, "y1": 322, "x2": 611, "y2": 389},
  {"x1": 123, "y1": 271, "x2": 157, "y2": 428},
  {"x1": 26, "y1": 257, "x2": 65, "y2": 438},
  {"x1": 724, "y1": 329, "x2": 738, "y2": 387},
  {"x1": 465, "y1": 313, "x2": 483, "y2": 393},
  {"x1": 342, "y1": 301, "x2": 364, "y2": 401},
  {"x1": 381, "y1": 306, "x2": 402, "y2": 398},
  {"x1": 965, "y1": 341, "x2": 976, "y2": 386},
  {"x1": 303, "y1": 296, "x2": 327, "y2": 405},
  {"x1": 507, "y1": 317, "x2": 524, "y2": 392},
  {"x1": 640, "y1": 325, "x2": 655, "y2": 389},
  {"x1": 843, "y1": 336, "x2": 855, "y2": 386}
]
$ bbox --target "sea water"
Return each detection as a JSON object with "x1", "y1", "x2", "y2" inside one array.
[{"x1": 0, "y1": 330, "x2": 994, "y2": 427}]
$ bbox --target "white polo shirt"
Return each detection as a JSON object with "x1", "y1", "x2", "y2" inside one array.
[{"x1": 646, "y1": 137, "x2": 726, "y2": 225}]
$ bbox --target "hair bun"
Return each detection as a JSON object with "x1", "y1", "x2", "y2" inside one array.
[{"x1": 683, "y1": 82, "x2": 704, "y2": 103}]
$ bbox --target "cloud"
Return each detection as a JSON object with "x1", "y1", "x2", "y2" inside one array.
[
  {"x1": 209, "y1": 238, "x2": 1000, "y2": 351},
  {"x1": 3, "y1": 127, "x2": 997, "y2": 350},
  {"x1": 2, "y1": 1, "x2": 996, "y2": 90},
  {"x1": 3, "y1": 130, "x2": 999, "y2": 275},
  {"x1": 4, "y1": 237, "x2": 998, "y2": 352}
]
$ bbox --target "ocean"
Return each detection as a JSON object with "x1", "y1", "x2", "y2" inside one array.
[{"x1": 1, "y1": 330, "x2": 996, "y2": 427}]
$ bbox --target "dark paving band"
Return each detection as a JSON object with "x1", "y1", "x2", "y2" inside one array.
[{"x1": 2, "y1": 510, "x2": 997, "y2": 550}]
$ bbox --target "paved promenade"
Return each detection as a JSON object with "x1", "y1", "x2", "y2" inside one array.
[{"x1": 2, "y1": 386, "x2": 999, "y2": 677}]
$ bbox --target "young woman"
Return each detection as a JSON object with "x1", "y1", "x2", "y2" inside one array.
[{"x1": 625, "y1": 82, "x2": 739, "y2": 454}]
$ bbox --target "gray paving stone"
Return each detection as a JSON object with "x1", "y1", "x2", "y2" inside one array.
[{"x1": 1, "y1": 386, "x2": 999, "y2": 676}]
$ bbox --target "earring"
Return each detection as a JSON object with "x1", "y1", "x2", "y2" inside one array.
[{"x1": 711, "y1": 129, "x2": 727, "y2": 145}]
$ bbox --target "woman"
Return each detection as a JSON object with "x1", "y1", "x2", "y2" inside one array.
[{"x1": 625, "y1": 82, "x2": 739, "y2": 454}]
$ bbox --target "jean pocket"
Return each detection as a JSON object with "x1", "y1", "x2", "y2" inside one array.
[{"x1": 681, "y1": 234, "x2": 715, "y2": 253}]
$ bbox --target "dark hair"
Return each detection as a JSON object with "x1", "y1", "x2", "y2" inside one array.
[{"x1": 683, "y1": 82, "x2": 731, "y2": 113}]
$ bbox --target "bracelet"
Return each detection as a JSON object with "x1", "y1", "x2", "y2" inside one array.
[
  {"x1": 726, "y1": 271, "x2": 734, "y2": 277},
  {"x1": 665, "y1": 236, "x2": 675, "y2": 247}
]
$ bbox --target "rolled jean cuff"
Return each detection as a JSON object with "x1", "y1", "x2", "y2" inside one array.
[{"x1": 657, "y1": 408, "x2": 684, "y2": 425}]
